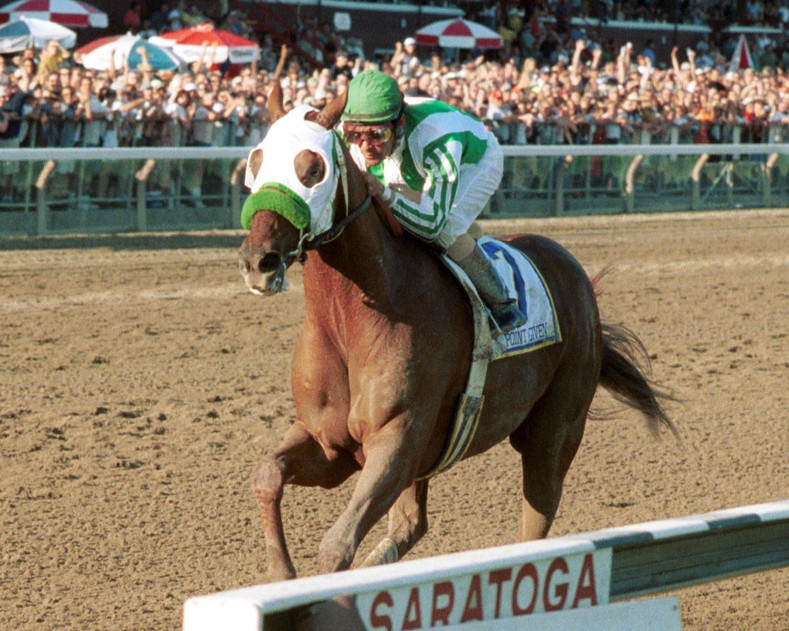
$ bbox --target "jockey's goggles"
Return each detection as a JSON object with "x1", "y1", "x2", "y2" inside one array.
[{"x1": 344, "y1": 126, "x2": 394, "y2": 146}]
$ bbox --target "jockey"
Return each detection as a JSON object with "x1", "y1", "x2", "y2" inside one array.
[{"x1": 340, "y1": 69, "x2": 526, "y2": 331}]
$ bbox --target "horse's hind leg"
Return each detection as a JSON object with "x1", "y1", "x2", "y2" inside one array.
[
  {"x1": 359, "y1": 481, "x2": 429, "y2": 567},
  {"x1": 252, "y1": 422, "x2": 358, "y2": 581},
  {"x1": 509, "y1": 378, "x2": 592, "y2": 540}
]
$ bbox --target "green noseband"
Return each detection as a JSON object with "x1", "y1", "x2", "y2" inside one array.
[{"x1": 240, "y1": 184, "x2": 311, "y2": 231}]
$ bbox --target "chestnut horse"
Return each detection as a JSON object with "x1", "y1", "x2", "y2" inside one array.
[{"x1": 238, "y1": 85, "x2": 675, "y2": 581}]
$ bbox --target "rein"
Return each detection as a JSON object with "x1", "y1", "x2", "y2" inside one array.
[
  {"x1": 299, "y1": 196, "x2": 372, "y2": 256},
  {"x1": 294, "y1": 131, "x2": 373, "y2": 262}
]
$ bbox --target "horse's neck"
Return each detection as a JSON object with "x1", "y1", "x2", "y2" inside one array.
[
  {"x1": 304, "y1": 203, "x2": 408, "y2": 301},
  {"x1": 303, "y1": 151, "x2": 428, "y2": 309},
  {"x1": 310, "y1": 145, "x2": 398, "y2": 268}
]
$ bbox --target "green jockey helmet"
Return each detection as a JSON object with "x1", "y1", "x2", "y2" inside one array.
[{"x1": 342, "y1": 70, "x2": 404, "y2": 123}]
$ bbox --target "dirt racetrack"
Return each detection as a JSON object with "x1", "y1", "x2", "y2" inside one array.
[{"x1": 1, "y1": 209, "x2": 787, "y2": 630}]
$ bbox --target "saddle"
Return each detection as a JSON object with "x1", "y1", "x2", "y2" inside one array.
[{"x1": 416, "y1": 236, "x2": 562, "y2": 480}]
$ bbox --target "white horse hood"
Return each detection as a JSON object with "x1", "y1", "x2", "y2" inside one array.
[{"x1": 243, "y1": 105, "x2": 339, "y2": 236}]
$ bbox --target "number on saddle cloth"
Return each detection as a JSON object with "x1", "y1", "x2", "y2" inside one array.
[
  {"x1": 480, "y1": 238, "x2": 529, "y2": 320},
  {"x1": 479, "y1": 237, "x2": 563, "y2": 358}
]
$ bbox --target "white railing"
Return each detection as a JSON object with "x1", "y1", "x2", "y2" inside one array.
[{"x1": 182, "y1": 500, "x2": 789, "y2": 631}]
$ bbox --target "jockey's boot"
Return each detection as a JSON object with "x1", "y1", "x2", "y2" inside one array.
[{"x1": 456, "y1": 243, "x2": 526, "y2": 332}]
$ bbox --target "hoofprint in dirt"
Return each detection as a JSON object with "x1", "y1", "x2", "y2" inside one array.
[{"x1": 0, "y1": 210, "x2": 786, "y2": 630}]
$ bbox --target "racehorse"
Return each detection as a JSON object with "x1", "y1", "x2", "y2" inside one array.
[{"x1": 238, "y1": 82, "x2": 676, "y2": 582}]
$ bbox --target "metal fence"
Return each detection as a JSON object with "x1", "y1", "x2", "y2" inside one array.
[
  {"x1": 2, "y1": 143, "x2": 789, "y2": 237},
  {"x1": 0, "y1": 147, "x2": 247, "y2": 236},
  {"x1": 496, "y1": 142, "x2": 789, "y2": 217}
]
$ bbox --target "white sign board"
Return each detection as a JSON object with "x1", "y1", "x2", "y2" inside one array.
[
  {"x1": 356, "y1": 548, "x2": 610, "y2": 630},
  {"x1": 184, "y1": 541, "x2": 612, "y2": 631}
]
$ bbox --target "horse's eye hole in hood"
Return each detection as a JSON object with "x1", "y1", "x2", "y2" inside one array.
[{"x1": 296, "y1": 149, "x2": 327, "y2": 188}]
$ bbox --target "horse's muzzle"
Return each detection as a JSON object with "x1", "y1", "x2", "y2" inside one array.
[{"x1": 239, "y1": 250, "x2": 290, "y2": 295}]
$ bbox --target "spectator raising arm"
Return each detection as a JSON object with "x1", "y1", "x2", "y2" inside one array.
[
  {"x1": 135, "y1": 46, "x2": 154, "y2": 84},
  {"x1": 671, "y1": 46, "x2": 689, "y2": 91},
  {"x1": 192, "y1": 42, "x2": 218, "y2": 75},
  {"x1": 389, "y1": 41, "x2": 404, "y2": 79},
  {"x1": 247, "y1": 56, "x2": 259, "y2": 94},
  {"x1": 38, "y1": 39, "x2": 70, "y2": 76},
  {"x1": 272, "y1": 45, "x2": 288, "y2": 82},
  {"x1": 616, "y1": 41, "x2": 631, "y2": 86},
  {"x1": 686, "y1": 47, "x2": 697, "y2": 78},
  {"x1": 569, "y1": 39, "x2": 585, "y2": 86}
]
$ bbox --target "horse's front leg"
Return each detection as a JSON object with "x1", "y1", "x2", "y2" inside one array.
[
  {"x1": 317, "y1": 416, "x2": 426, "y2": 573},
  {"x1": 252, "y1": 421, "x2": 358, "y2": 581}
]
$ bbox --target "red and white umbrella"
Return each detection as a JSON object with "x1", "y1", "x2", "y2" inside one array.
[
  {"x1": 415, "y1": 18, "x2": 502, "y2": 50},
  {"x1": 728, "y1": 34, "x2": 755, "y2": 73},
  {"x1": 0, "y1": 0, "x2": 107, "y2": 28},
  {"x1": 149, "y1": 23, "x2": 258, "y2": 65}
]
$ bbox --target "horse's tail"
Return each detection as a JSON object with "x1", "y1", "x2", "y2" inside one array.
[{"x1": 599, "y1": 323, "x2": 679, "y2": 439}]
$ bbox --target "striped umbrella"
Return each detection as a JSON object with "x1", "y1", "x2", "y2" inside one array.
[
  {"x1": 414, "y1": 18, "x2": 502, "y2": 50},
  {"x1": 0, "y1": 0, "x2": 107, "y2": 28},
  {"x1": 149, "y1": 23, "x2": 258, "y2": 65},
  {"x1": 0, "y1": 15, "x2": 75, "y2": 52},
  {"x1": 728, "y1": 34, "x2": 755, "y2": 72}
]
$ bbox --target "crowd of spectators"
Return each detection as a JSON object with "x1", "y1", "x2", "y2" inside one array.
[
  {"x1": 2, "y1": 0, "x2": 789, "y2": 161},
  {"x1": 464, "y1": 0, "x2": 789, "y2": 33}
]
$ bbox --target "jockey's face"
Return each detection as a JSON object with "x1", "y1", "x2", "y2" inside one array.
[{"x1": 344, "y1": 122, "x2": 396, "y2": 166}]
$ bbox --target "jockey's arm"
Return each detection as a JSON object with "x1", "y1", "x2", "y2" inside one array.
[{"x1": 386, "y1": 138, "x2": 462, "y2": 242}]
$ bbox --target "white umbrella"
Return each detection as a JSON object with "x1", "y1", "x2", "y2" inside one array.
[
  {"x1": 75, "y1": 34, "x2": 182, "y2": 72},
  {"x1": 0, "y1": 16, "x2": 75, "y2": 53},
  {"x1": 415, "y1": 18, "x2": 502, "y2": 50}
]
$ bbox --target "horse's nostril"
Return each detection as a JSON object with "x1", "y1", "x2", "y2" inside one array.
[{"x1": 259, "y1": 252, "x2": 281, "y2": 274}]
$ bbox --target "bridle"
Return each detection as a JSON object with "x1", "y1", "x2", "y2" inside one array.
[
  {"x1": 287, "y1": 130, "x2": 373, "y2": 264},
  {"x1": 291, "y1": 130, "x2": 374, "y2": 262},
  {"x1": 252, "y1": 102, "x2": 404, "y2": 295}
]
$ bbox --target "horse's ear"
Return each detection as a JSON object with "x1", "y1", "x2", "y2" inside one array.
[
  {"x1": 268, "y1": 80, "x2": 286, "y2": 123},
  {"x1": 313, "y1": 88, "x2": 348, "y2": 130},
  {"x1": 246, "y1": 147, "x2": 263, "y2": 183}
]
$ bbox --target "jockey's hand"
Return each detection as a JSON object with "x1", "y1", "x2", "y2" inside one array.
[{"x1": 361, "y1": 171, "x2": 385, "y2": 200}]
